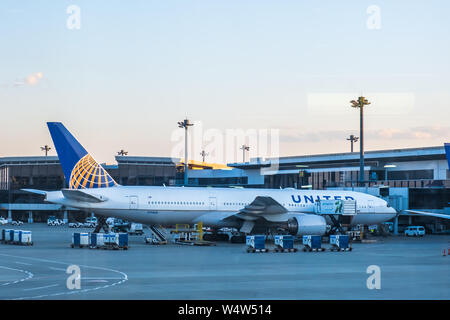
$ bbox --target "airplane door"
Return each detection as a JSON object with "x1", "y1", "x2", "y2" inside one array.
[
  {"x1": 129, "y1": 196, "x2": 138, "y2": 210},
  {"x1": 209, "y1": 197, "x2": 217, "y2": 211}
]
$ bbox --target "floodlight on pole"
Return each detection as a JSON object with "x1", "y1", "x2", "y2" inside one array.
[
  {"x1": 40, "y1": 145, "x2": 51, "y2": 156},
  {"x1": 178, "y1": 118, "x2": 194, "y2": 186},
  {"x1": 200, "y1": 150, "x2": 208, "y2": 163},
  {"x1": 346, "y1": 135, "x2": 359, "y2": 153},
  {"x1": 240, "y1": 145, "x2": 250, "y2": 163},
  {"x1": 350, "y1": 96, "x2": 371, "y2": 186}
]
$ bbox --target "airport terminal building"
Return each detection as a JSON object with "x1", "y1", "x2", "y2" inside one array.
[{"x1": 1, "y1": 145, "x2": 449, "y2": 233}]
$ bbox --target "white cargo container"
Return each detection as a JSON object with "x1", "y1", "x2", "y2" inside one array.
[
  {"x1": 72, "y1": 232, "x2": 89, "y2": 248},
  {"x1": 4, "y1": 229, "x2": 14, "y2": 242},
  {"x1": 20, "y1": 231, "x2": 32, "y2": 245},
  {"x1": 80, "y1": 233, "x2": 89, "y2": 245},
  {"x1": 90, "y1": 233, "x2": 105, "y2": 247},
  {"x1": 89, "y1": 233, "x2": 128, "y2": 249},
  {"x1": 103, "y1": 233, "x2": 118, "y2": 245},
  {"x1": 97, "y1": 233, "x2": 105, "y2": 246},
  {"x1": 13, "y1": 230, "x2": 21, "y2": 243}
]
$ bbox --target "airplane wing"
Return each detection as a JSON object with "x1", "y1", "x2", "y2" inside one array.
[
  {"x1": 61, "y1": 189, "x2": 107, "y2": 203},
  {"x1": 235, "y1": 196, "x2": 288, "y2": 222},
  {"x1": 22, "y1": 189, "x2": 47, "y2": 196},
  {"x1": 240, "y1": 196, "x2": 288, "y2": 215},
  {"x1": 221, "y1": 196, "x2": 291, "y2": 233},
  {"x1": 405, "y1": 210, "x2": 450, "y2": 220}
]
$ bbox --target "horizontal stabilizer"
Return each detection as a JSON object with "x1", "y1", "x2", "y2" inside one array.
[
  {"x1": 21, "y1": 189, "x2": 47, "y2": 196},
  {"x1": 405, "y1": 210, "x2": 450, "y2": 220},
  {"x1": 61, "y1": 189, "x2": 107, "y2": 203}
]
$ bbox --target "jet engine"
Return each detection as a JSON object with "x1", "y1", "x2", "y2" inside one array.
[{"x1": 287, "y1": 214, "x2": 326, "y2": 236}]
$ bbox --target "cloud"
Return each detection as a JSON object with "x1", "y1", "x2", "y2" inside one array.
[
  {"x1": 280, "y1": 130, "x2": 351, "y2": 143},
  {"x1": 8, "y1": 72, "x2": 44, "y2": 87},
  {"x1": 25, "y1": 72, "x2": 43, "y2": 85},
  {"x1": 368, "y1": 126, "x2": 450, "y2": 140}
]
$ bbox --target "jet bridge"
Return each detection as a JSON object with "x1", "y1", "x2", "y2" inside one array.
[{"x1": 314, "y1": 200, "x2": 357, "y2": 234}]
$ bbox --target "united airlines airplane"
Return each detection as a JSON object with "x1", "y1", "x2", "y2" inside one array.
[{"x1": 24, "y1": 122, "x2": 401, "y2": 236}]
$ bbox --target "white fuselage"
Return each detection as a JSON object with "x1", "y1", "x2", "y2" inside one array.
[{"x1": 45, "y1": 186, "x2": 397, "y2": 229}]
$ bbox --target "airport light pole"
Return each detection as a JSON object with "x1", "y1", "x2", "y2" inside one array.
[
  {"x1": 40, "y1": 145, "x2": 51, "y2": 156},
  {"x1": 350, "y1": 96, "x2": 371, "y2": 187},
  {"x1": 178, "y1": 119, "x2": 194, "y2": 186},
  {"x1": 200, "y1": 150, "x2": 208, "y2": 163},
  {"x1": 240, "y1": 145, "x2": 250, "y2": 163},
  {"x1": 346, "y1": 135, "x2": 359, "y2": 153},
  {"x1": 117, "y1": 149, "x2": 128, "y2": 156}
]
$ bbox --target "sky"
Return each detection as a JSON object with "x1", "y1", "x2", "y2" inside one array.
[{"x1": 0, "y1": 0, "x2": 449, "y2": 164}]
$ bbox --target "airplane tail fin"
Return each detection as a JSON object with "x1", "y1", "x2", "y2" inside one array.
[
  {"x1": 445, "y1": 143, "x2": 450, "y2": 169},
  {"x1": 47, "y1": 122, "x2": 118, "y2": 189}
]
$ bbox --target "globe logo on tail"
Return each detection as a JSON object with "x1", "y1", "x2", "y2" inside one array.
[{"x1": 69, "y1": 154, "x2": 116, "y2": 189}]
